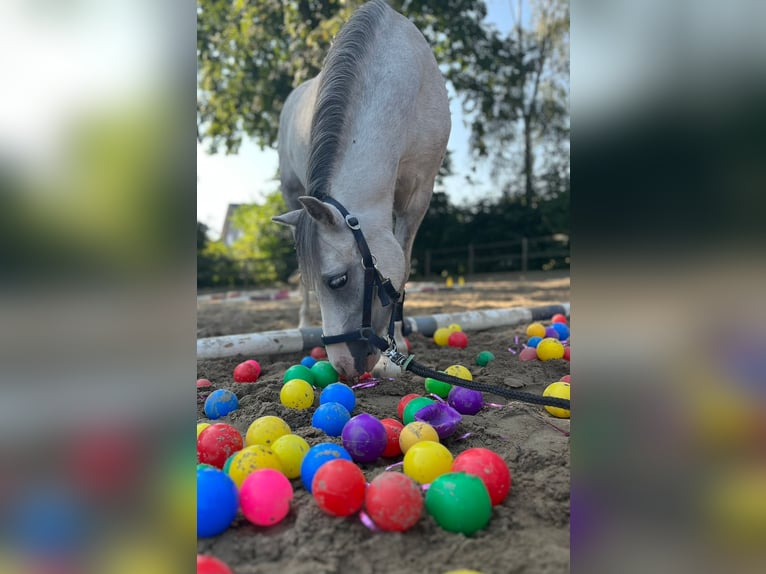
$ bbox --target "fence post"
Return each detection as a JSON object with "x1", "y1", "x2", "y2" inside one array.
[
  {"x1": 467, "y1": 244, "x2": 475, "y2": 276},
  {"x1": 424, "y1": 250, "x2": 431, "y2": 277},
  {"x1": 521, "y1": 237, "x2": 528, "y2": 274}
]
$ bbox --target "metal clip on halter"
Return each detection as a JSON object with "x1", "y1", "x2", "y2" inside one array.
[{"x1": 384, "y1": 348, "x2": 415, "y2": 370}]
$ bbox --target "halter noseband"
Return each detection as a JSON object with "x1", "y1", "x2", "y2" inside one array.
[{"x1": 317, "y1": 196, "x2": 402, "y2": 352}]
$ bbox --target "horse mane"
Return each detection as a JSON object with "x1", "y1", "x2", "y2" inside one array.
[{"x1": 296, "y1": 0, "x2": 390, "y2": 285}]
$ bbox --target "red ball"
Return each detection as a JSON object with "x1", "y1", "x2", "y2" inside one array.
[
  {"x1": 563, "y1": 347, "x2": 570, "y2": 361},
  {"x1": 380, "y1": 418, "x2": 404, "y2": 457},
  {"x1": 233, "y1": 360, "x2": 261, "y2": 383},
  {"x1": 452, "y1": 447, "x2": 511, "y2": 506},
  {"x1": 403, "y1": 337, "x2": 412, "y2": 352},
  {"x1": 551, "y1": 314, "x2": 568, "y2": 324},
  {"x1": 196, "y1": 378, "x2": 212, "y2": 388},
  {"x1": 447, "y1": 331, "x2": 468, "y2": 349},
  {"x1": 397, "y1": 394, "x2": 422, "y2": 420},
  {"x1": 312, "y1": 459, "x2": 367, "y2": 517},
  {"x1": 310, "y1": 346, "x2": 327, "y2": 360},
  {"x1": 365, "y1": 471, "x2": 423, "y2": 531},
  {"x1": 197, "y1": 424, "x2": 243, "y2": 468},
  {"x1": 197, "y1": 554, "x2": 233, "y2": 574},
  {"x1": 561, "y1": 374, "x2": 571, "y2": 383}
]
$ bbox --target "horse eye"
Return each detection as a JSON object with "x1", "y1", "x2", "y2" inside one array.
[{"x1": 327, "y1": 273, "x2": 348, "y2": 290}]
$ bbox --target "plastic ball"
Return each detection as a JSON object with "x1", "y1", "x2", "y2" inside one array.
[
  {"x1": 271, "y1": 434, "x2": 310, "y2": 479},
  {"x1": 445, "y1": 364, "x2": 473, "y2": 381},
  {"x1": 519, "y1": 346, "x2": 539, "y2": 361},
  {"x1": 552, "y1": 323, "x2": 570, "y2": 341},
  {"x1": 561, "y1": 374, "x2": 571, "y2": 383},
  {"x1": 280, "y1": 379, "x2": 315, "y2": 410},
  {"x1": 414, "y1": 403, "x2": 462, "y2": 439},
  {"x1": 403, "y1": 337, "x2": 412, "y2": 352},
  {"x1": 197, "y1": 467, "x2": 238, "y2": 537},
  {"x1": 452, "y1": 448, "x2": 512, "y2": 506},
  {"x1": 399, "y1": 421, "x2": 439, "y2": 453},
  {"x1": 476, "y1": 351, "x2": 495, "y2": 366},
  {"x1": 536, "y1": 338, "x2": 565, "y2": 361},
  {"x1": 311, "y1": 459, "x2": 367, "y2": 517},
  {"x1": 397, "y1": 393, "x2": 422, "y2": 420},
  {"x1": 320, "y1": 382, "x2": 356, "y2": 413},
  {"x1": 245, "y1": 415, "x2": 291, "y2": 447},
  {"x1": 526, "y1": 322, "x2": 546, "y2": 338},
  {"x1": 527, "y1": 336, "x2": 542, "y2": 348},
  {"x1": 197, "y1": 463, "x2": 216, "y2": 471},
  {"x1": 564, "y1": 346, "x2": 570, "y2": 361},
  {"x1": 551, "y1": 313, "x2": 568, "y2": 324},
  {"x1": 448, "y1": 386, "x2": 484, "y2": 415},
  {"x1": 283, "y1": 364, "x2": 314, "y2": 386},
  {"x1": 197, "y1": 554, "x2": 233, "y2": 574},
  {"x1": 425, "y1": 374, "x2": 452, "y2": 398},
  {"x1": 444, "y1": 571, "x2": 484, "y2": 574},
  {"x1": 433, "y1": 327, "x2": 451, "y2": 346},
  {"x1": 312, "y1": 402, "x2": 351, "y2": 437},
  {"x1": 221, "y1": 452, "x2": 238, "y2": 476},
  {"x1": 196, "y1": 378, "x2": 212, "y2": 388},
  {"x1": 364, "y1": 471, "x2": 423, "y2": 532},
  {"x1": 229, "y1": 445, "x2": 282, "y2": 488},
  {"x1": 203, "y1": 389, "x2": 239, "y2": 419},
  {"x1": 543, "y1": 382, "x2": 570, "y2": 418},
  {"x1": 300, "y1": 443, "x2": 353, "y2": 492},
  {"x1": 447, "y1": 331, "x2": 468, "y2": 348},
  {"x1": 402, "y1": 397, "x2": 436, "y2": 425},
  {"x1": 425, "y1": 472, "x2": 491, "y2": 535},
  {"x1": 233, "y1": 360, "x2": 261, "y2": 383},
  {"x1": 310, "y1": 346, "x2": 327, "y2": 360},
  {"x1": 545, "y1": 326, "x2": 560, "y2": 339},
  {"x1": 403, "y1": 441, "x2": 453, "y2": 484},
  {"x1": 311, "y1": 361, "x2": 339, "y2": 389},
  {"x1": 341, "y1": 413, "x2": 387, "y2": 463},
  {"x1": 448, "y1": 323, "x2": 462, "y2": 332},
  {"x1": 197, "y1": 424, "x2": 243, "y2": 468},
  {"x1": 300, "y1": 355, "x2": 317, "y2": 368},
  {"x1": 380, "y1": 418, "x2": 404, "y2": 457},
  {"x1": 240, "y1": 468, "x2": 293, "y2": 526},
  {"x1": 197, "y1": 423, "x2": 211, "y2": 438}
]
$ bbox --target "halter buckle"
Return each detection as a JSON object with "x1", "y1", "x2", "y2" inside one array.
[{"x1": 345, "y1": 214, "x2": 361, "y2": 230}]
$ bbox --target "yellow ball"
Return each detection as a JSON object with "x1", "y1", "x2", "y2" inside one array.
[
  {"x1": 229, "y1": 445, "x2": 283, "y2": 487},
  {"x1": 196, "y1": 423, "x2": 210, "y2": 439},
  {"x1": 526, "y1": 322, "x2": 546, "y2": 338},
  {"x1": 246, "y1": 415, "x2": 291, "y2": 447},
  {"x1": 448, "y1": 323, "x2": 462, "y2": 332},
  {"x1": 536, "y1": 338, "x2": 565, "y2": 361},
  {"x1": 433, "y1": 327, "x2": 451, "y2": 346},
  {"x1": 280, "y1": 378, "x2": 315, "y2": 410},
  {"x1": 543, "y1": 382, "x2": 570, "y2": 418},
  {"x1": 403, "y1": 440, "x2": 453, "y2": 484},
  {"x1": 444, "y1": 364, "x2": 472, "y2": 381},
  {"x1": 271, "y1": 434, "x2": 310, "y2": 479},
  {"x1": 399, "y1": 421, "x2": 440, "y2": 453}
]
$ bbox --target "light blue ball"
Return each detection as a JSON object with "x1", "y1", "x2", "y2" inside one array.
[
  {"x1": 319, "y1": 382, "x2": 356, "y2": 413},
  {"x1": 527, "y1": 336, "x2": 543, "y2": 348},
  {"x1": 204, "y1": 389, "x2": 239, "y2": 419},
  {"x1": 312, "y1": 401, "x2": 351, "y2": 437}
]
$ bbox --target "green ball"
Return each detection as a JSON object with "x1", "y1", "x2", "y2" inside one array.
[
  {"x1": 197, "y1": 463, "x2": 216, "y2": 471},
  {"x1": 425, "y1": 374, "x2": 452, "y2": 398},
  {"x1": 310, "y1": 360, "x2": 339, "y2": 389},
  {"x1": 221, "y1": 452, "x2": 238, "y2": 475},
  {"x1": 283, "y1": 365, "x2": 314, "y2": 386},
  {"x1": 425, "y1": 472, "x2": 492, "y2": 535},
  {"x1": 476, "y1": 351, "x2": 496, "y2": 367},
  {"x1": 403, "y1": 397, "x2": 435, "y2": 425}
]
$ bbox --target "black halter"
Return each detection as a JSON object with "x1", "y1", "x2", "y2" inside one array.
[{"x1": 318, "y1": 197, "x2": 402, "y2": 352}]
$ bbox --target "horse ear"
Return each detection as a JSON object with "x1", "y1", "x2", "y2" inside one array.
[
  {"x1": 272, "y1": 210, "x2": 302, "y2": 227},
  {"x1": 298, "y1": 196, "x2": 339, "y2": 226}
]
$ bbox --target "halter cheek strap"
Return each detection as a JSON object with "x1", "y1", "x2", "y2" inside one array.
[{"x1": 318, "y1": 196, "x2": 401, "y2": 351}]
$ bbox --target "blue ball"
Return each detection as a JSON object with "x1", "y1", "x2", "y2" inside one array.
[
  {"x1": 527, "y1": 336, "x2": 543, "y2": 348},
  {"x1": 204, "y1": 389, "x2": 238, "y2": 419},
  {"x1": 552, "y1": 323, "x2": 570, "y2": 341},
  {"x1": 312, "y1": 402, "x2": 351, "y2": 437},
  {"x1": 300, "y1": 442, "x2": 353, "y2": 492},
  {"x1": 301, "y1": 355, "x2": 317, "y2": 368},
  {"x1": 320, "y1": 382, "x2": 356, "y2": 413},
  {"x1": 197, "y1": 467, "x2": 239, "y2": 537}
]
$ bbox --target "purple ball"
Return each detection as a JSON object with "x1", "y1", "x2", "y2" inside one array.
[
  {"x1": 341, "y1": 413, "x2": 387, "y2": 463},
  {"x1": 448, "y1": 386, "x2": 484, "y2": 415},
  {"x1": 545, "y1": 326, "x2": 560, "y2": 339},
  {"x1": 414, "y1": 403, "x2": 462, "y2": 439}
]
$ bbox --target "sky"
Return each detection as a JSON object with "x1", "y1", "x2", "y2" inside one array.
[{"x1": 197, "y1": 0, "x2": 524, "y2": 239}]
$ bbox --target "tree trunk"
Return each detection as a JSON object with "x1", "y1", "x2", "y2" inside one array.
[{"x1": 524, "y1": 114, "x2": 534, "y2": 207}]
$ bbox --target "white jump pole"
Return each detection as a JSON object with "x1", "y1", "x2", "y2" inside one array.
[{"x1": 196, "y1": 303, "x2": 569, "y2": 360}]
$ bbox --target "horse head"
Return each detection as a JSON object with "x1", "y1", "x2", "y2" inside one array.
[{"x1": 274, "y1": 196, "x2": 405, "y2": 380}]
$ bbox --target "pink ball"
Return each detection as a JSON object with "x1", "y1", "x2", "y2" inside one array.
[
  {"x1": 233, "y1": 360, "x2": 261, "y2": 383},
  {"x1": 239, "y1": 468, "x2": 293, "y2": 526},
  {"x1": 197, "y1": 555, "x2": 233, "y2": 574},
  {"x1": 519, "y1": 346, "x2": 539, "y2": 361},
  {"x1": 447, "y1": 331, "x2": 468, "y2": 349},
  {"x1": 196, "y1": 378, "x2": 212, "y2": 388},
  {"x1": 561, "y1": 374, "x2": 571, "y2": 383},
  {"x1": 564, "y1": 347, "x2": 570, "y2": 361}
]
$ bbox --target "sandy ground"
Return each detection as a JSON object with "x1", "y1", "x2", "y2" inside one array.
[{"x1": 197, "y1": 272, "x2": 570, "y2": 574}]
